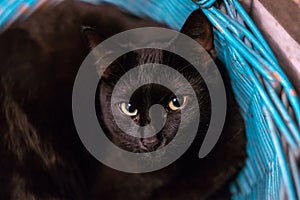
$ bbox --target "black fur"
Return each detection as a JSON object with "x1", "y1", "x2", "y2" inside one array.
[{"x1": 0, "y1": 1, "x2": 246, "y2": 199}]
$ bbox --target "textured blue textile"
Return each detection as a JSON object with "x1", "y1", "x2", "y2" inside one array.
[{"x1": 0, "y1": 0, "x2": 299, "y2": 199}]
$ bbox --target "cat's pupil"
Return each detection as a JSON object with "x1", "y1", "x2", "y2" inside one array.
[
  {"x1": 127, "y1": 103, "x2": 135, "y2": 113},
  {"x1": 172, "y1": 97, "x2": 183, "y2": 108}
]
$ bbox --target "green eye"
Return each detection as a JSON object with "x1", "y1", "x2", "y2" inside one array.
[
  {"x1": 168, "y1": 96, "x2": 188, "y2": 111},
  {"x1": 119, "y1": 102, "x2": 138, "y2": 116}
]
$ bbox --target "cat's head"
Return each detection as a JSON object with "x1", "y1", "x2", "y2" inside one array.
[{"x1": 83, "y1": 9, "x2": 214, "y2": 153}]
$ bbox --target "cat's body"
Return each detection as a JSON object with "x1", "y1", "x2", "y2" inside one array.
[{"x1": 0, "y1": 1, "x2": 246, "y2": 199}]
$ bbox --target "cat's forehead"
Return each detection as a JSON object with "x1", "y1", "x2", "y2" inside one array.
[{"x1": 112, "y1": 64, "x2": 198, "y2": 101}]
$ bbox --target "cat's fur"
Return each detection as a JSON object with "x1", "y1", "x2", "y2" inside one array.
[{"x1": 0, "y1": 1, "x2": 246, "y2": 199}]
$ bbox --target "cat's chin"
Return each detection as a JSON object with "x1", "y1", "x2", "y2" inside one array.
[{"x1": 123, "y1": 137, "x2": 168, "y2": 153}]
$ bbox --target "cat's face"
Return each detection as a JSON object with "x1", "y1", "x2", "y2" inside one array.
[
  {"x1": 95, "y1": 49, "x2": 212, "y2": 153},
  {"x1": 86, "y1": 9, "x2": 214, "y2": 153}
]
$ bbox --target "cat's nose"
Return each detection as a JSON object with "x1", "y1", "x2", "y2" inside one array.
[{"x1": 141, "y1": 137, "x2": 159, "y2": 150}]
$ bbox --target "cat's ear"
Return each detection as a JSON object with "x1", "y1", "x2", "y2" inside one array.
[
  {"x1": 82, "y1": 26, "x2": 103, "y2": 49},
  {"x1": 82, "y1": 26, "x2": 112, "y2": 78},
  {"x1": 180, "y1": 9, "x2": 216, "y2": 58}
]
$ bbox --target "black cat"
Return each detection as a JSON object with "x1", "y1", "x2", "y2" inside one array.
[{"x1": 0, "y1": 1, "x2": 246, "y2": 199}]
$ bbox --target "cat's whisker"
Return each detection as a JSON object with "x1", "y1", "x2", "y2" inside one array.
[{"x1": 177, "y1": 63, "x2": 194, "y2": 73}]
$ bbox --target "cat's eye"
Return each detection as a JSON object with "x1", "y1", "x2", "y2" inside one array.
[
  {"x1": 119, "y1": 102, "x2": 138, "y2": 116},
  {"x1": 168, "y1": 96, "x2": 188, "y2": 111}
]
